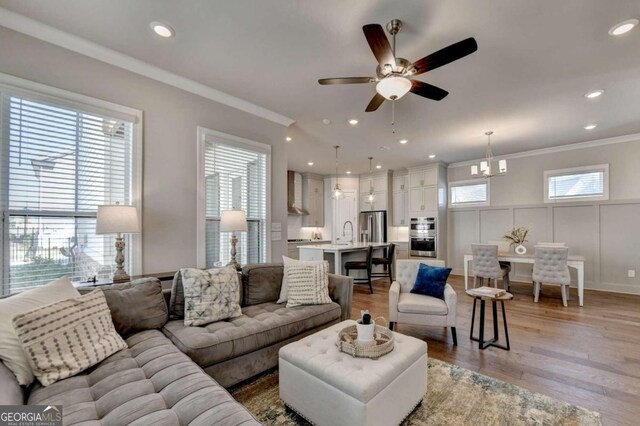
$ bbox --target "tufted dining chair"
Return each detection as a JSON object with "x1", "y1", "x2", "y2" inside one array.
[
  {"x1": 389, "y1": 259, "x2": 457, "y2": 345},
  {"x1": 533, "y1": 246, "x2": 571, "y2": 306},
  {"x1": 471, "y1": 244, "x2": 511, "y2": 290}
]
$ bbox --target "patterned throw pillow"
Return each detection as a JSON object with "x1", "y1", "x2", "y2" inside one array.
[
  {"x1": 285, "y1": 261, "x2": 332, "y2": 308},
  {"x1": 181, "y1": 266, "x2": 243, "y2": 326},
  {"x1": 12, "y1": 290, "x2": 127, "y2": 387}
]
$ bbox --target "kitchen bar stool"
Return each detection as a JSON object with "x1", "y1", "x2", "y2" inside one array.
[
  {"x1": 371, "y1": 243, "x2": 396, "y2": 281},
  {"x1": 345, "y1": 245, "x2": 374, "y2": 294}
]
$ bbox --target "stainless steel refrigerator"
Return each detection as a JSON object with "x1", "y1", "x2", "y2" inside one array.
[{"x1": 358, "y1": 210, "x2": 387, "y2": 243}]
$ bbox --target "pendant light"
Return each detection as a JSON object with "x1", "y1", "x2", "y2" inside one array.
[
  {"x1": 332, "y1": 145, "x2": 344, "y2": 199},
  {"x1": 367, "y1": 157, "x2": 376, "y2": 205},
  {"x1": 471, "y1": 131, "x2": 507, "y2": 178}
]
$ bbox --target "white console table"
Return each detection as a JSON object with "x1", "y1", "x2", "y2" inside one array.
[{"x1": 463, "y1": 252, "x2": 586, "y2": 306}]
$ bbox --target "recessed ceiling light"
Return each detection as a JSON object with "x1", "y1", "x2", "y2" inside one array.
[
  {"x1": 346, "y1": 170, "x2": 352, "y2": 174},
  {"x1": 322, "y1": 118, "x2": 331, "y2": 125},
  {"x1": 399, "y1": 139, "x2": 408, "y2": 144},
  {"x1": 584, "y1": 90, "x2": 604, "y2": 99},
  {"x1": 347, "y1": 118, "x2": 359, "y2": 125},
  {"x1": 150, "y1": 21, "x2": 175, "y2": 38},
  {"x1": 584, "y1": 124, "x2": 598, "y2": 130},
  {"x1": 307, "y1": 162, "x2": 314, "y2": 166},
  {"x1": 608, "y1": 19, "x2": 638, "y2": 36},
  {"x1": 428, "y1": 154, "x2": 436, "y2": 159},
  {"x1": 286, "y1": 137, "x2": 292, "y2": 142},
  {"x1": 376, "y1": 164, "x2": 382, "y2": 169}
]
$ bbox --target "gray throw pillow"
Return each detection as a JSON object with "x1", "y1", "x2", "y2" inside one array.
[
  {"x1": 169, "y1": 271, "x2": 186, "y2": 319},
  {"x1": 101, "y1": 278, "x2": 168, "y2": 337}
]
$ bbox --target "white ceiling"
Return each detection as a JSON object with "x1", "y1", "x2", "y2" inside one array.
[{"x1": 2, "y1": 0, "x2": 639, "y2": 175}]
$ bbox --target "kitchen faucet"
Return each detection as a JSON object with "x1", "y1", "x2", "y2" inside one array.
[{"x1": 342, "y1": 220, "x2": 354, "y2": 243}]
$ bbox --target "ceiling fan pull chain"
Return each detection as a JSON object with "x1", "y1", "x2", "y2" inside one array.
[{"x1": 391, "y1": 99, "x2": 396, "y2": 134}]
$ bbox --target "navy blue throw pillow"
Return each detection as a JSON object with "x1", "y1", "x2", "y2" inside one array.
[{"x1": 410, "y1": 263, "x2": 452, "y2": 300}]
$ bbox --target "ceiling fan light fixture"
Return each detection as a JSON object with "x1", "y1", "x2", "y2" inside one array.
[{"x1": 376, "y1": 76, "x2": 412, "y2": 100}]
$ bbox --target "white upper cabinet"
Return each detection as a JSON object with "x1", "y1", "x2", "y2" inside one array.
[
  {"x1": 408, "y1": 186, "x2": 438, "y2": 217},
  {"x1": 392, "y1": 174, "x2": 407, "y2": 192},
  {"x1": 409, "y1": 167, "x2": 438, "y2": 188},
  {"x1": 359, "y1": 171, "x2": 390, "y2": 212},
  {"x1": 392, "y1": 190, "x2": 407, "y2": 226},
  {"x1": 302, "y1": 175, "x2": 324, "y2": 227}
]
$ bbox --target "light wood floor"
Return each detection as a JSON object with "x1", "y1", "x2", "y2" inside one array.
[{"x1": 351, "y1": 274, "x2": 640, "y2": 426}]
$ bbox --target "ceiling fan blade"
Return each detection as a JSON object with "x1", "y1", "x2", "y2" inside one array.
[
  {"x1": 365, "y1": 93, "x2": 385, "y2": 112},
  {"x1": 410, "y1": 37, "x2": 478, "y2": 76},
  {"x1": 362, "y1": 24, "x2": 396, "y2": 68},
  {"x1": 410, "y1": 80, "x2": 449, "y2": 101},
  {"x1": 318, "y1": 77, "x2": 374, "y2": 85}
]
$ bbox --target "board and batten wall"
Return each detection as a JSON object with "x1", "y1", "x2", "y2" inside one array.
[
  {"x1": 447, "y1": 138, "x2": 640, "y2": 295},
  {"x1": 0, "y1": 27, "x2": 290, "y2": 273}
]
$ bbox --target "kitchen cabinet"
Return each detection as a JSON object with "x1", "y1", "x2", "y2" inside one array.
[
  {"x1": 409, "y1": 167, "x2": 437, "y2": 188},
  {"x1": 391, "y1": 187, "x2": 407, "y2": 226},
  {"x1": 359, "y1": 171, "x2": 390, "y2": 213},
  {"x1": 392, "y1": 174, "x2": 407, "y2": 192},
  {"x1": 302, "y1": 175, "x2": 324, "y2": 227},
  {"x1": 360, "y1": 175, "x2": 387, "y2": 194},
  {"x1": 360, "y1": 193, "x2": 387, "y2": 211},
  {"x1": 408, "y1": 186, "x2": 438, "y2": 217}
]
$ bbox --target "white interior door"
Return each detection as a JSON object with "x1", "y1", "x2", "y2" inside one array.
[{"x1": 334, "y1": 190, "x2": 357, "y2": 243}]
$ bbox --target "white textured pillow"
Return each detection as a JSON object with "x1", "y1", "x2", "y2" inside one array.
[
  {"x1": 286, "y1": 261, "x2": 332, "y2": 308},
  {"x1": 0, "y1": 277, "x2": 80, "y2": 385},
  {"x1": 278, "y1": 256, "x2": 326, "y2": 304},
  {"x1": 182, "y1": 266, "x2": 242, "y2": 326},
  {"x1": 12, "y1": 289, "x2": 127, "y2": 387}
]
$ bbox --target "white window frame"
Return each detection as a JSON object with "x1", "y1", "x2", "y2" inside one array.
[
  {"x1": 196, "y1": 127, "x2": 271, "y2": 268},
  {"x1": 448, "y1": 179, "x2": 490, "y2": 208},
  {"x1": 0, "y1": 73, "x2": 143, "y2": 289},
  {"x1": 544, "y1": 164, "x2": 609, "y2": 203}
]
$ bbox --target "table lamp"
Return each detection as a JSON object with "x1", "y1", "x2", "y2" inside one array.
[
  {"x1": 220, "y1": 210, "x2": 248, "y2": 269},
  {"x1": 96, "y1": 203, "x2": 140, "y2": 282}
]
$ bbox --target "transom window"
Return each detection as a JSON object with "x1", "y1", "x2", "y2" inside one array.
[
  {"x1": 544, "y1": 164, "x2": 609, "y2": 203},
  {"x1": 449, "y1": 180, "x2": 489, "y2": 207}
]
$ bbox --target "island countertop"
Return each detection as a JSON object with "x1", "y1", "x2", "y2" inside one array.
[{"x1": 297, "y1": 242, "x2": 389, "y2": 252}]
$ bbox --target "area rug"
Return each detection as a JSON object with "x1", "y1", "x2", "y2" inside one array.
[{"x1": 230, "y1": 358, "x2": 601, "y2": 425}]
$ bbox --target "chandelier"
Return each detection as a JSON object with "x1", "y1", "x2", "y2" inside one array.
[
  {"x1": 332, "y1": 145, "x2": 344, "y2": 199},
  {"x1": 366, "y1": 157, "x2": 376, "y2": 205},
  {"x1": 471, "y1": 131, "x2": 507, "y2": 178}
]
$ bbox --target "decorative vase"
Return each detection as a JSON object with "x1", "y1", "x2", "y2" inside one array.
[{"x1": 515, "y1": 244, "x2": 527, "y2": 255}]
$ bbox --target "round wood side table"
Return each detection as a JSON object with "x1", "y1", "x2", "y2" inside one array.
[{"x1": 465, "y1": 290, "x2": 513, "y2": 351}]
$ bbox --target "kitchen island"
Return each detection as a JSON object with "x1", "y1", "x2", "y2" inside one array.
[{"x1": 298, "y1": 242, "x2": 389, "y2": 275}]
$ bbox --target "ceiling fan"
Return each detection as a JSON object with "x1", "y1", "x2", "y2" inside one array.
[{"x1": 318, "y1": 19, "x2": 478, "y2": 112}]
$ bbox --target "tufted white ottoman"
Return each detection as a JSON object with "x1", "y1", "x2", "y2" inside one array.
[{"x1": 279, "y1": 320, "x2": 427, "y2": 426}]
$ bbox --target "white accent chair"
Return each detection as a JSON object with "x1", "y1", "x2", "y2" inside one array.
[
  {"x1": 533, "y1": 246, "x2": 571, "y2": 306},
  {"x1": 389, "y1": 259, "x2": 457, "y2": 345}
]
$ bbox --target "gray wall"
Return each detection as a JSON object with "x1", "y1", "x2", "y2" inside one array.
[
  {"x1": 447, "y1": 139, "x2": 640, "y2": 294},
  {"x1": 0, "y1": 27, "x2": 289, "y2": 273}
]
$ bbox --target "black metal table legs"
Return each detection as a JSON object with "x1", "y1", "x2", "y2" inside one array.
[{"x1": 470, "y1": 298, "x2": 510, "y2": 350}]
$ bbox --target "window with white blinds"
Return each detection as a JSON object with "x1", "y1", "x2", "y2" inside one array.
[
  {"x1": 449, "y1": 180, "x2": 489, "y2": 206},
  {"x1": 544, "y1": 164, "x2": 609, "y2": 203},
  {"x1": 1, "y1": 87, "x2": 140, "y2": 293},
  {"x1": 199, "y1": 129, "x2": 269, "y2": 267}
]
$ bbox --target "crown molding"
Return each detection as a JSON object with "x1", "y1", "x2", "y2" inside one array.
[
  {"x1": 0, "y1": 7, "x2": 295, "y2": 127},
  {"x1": 448, "y1": 132, "x2": 640, "y2": 168}
]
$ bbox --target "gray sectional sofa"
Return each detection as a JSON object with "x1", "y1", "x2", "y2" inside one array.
[{"x1": 0, "y1": 263, "x2": 353, "y2": 425}]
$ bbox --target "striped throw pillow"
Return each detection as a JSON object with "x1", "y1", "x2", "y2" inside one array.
[
  {"x1": 12, "y1": 290, "x2": 127, "y2": 386},
  {"x1": 285, "y1": 261, "x2": 332, "y2": 308}
]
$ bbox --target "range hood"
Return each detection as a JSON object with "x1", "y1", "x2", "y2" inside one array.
[{"x1": 288, "y1": 171, "x2": 309, "y2": 216}]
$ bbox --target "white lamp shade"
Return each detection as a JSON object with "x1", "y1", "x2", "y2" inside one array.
[
  {"x1": 376, "y1": 76, "x2": 412, "y2": 100},
  {"x1": 220, "y1": 210, "x2": 248, "y2": 232},
  {"x1": 471, "y1": 165, "x2": 479, "y2": 176},
  {"x1": 96, "y1": 205, "x2": 140, "y2": 234},
  {"x1": 499, "y1": 159, "x2": 507, "y2": 173}
]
